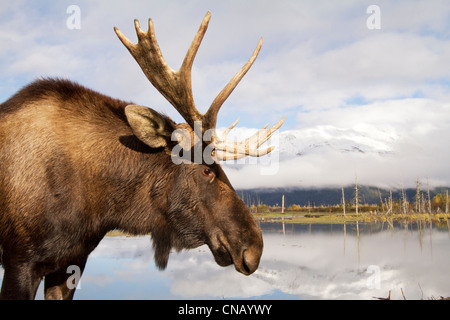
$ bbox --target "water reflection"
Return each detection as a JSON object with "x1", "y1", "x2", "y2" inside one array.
[
  {"x1": 257, "y1": 222, "x2": 449, "y2": 299},
  {"x1": 1, "y1": 222, "x2": 449, "y2": 299}
]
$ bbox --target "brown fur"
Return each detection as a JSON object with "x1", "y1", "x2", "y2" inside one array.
[{"x1": 0, "y1": 78, "x2": 263, "y2": 299}]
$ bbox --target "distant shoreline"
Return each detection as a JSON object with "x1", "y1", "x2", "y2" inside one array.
[{"x1": 253, "y1": 211, "x2": 450, "y2": 225}]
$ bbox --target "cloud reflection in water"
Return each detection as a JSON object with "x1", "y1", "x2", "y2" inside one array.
[
  {"x1": 69, "y1": 223, "x2": 450, "y2": 300},
  {"x1": 3, "y1": 223, "x2": 446, "y2": 299}
]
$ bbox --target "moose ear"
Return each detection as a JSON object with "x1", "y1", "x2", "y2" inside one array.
[{"x1": 125, "y1": 105, "x2": 174, "y2": 148}]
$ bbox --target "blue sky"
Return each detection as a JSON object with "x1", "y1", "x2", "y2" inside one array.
[{"x1": 1, "y1": 0, "x2": 450, "y2": 188}]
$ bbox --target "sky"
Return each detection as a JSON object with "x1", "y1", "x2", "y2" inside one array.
[{"x1": 1, "y1": 0, "x2": 450, "y2": 189}]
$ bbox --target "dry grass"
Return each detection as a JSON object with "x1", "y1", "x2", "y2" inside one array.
[{"x1": 254, "y1": 211, "x2": 450, "y2": 225}]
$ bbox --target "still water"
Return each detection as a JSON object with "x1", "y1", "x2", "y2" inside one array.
[{"x1": 1, "y1": 221, "x2": 449, "y2": 299}]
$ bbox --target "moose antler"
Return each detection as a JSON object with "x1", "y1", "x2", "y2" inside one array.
[
  {"x1": 214, "y1": 116, "x2": 286, "y2": 160},
  {"x1": 114, "y1": 11, "x2": 284, "y2": 160}
]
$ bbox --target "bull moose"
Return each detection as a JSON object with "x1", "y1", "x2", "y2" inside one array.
[{"x1": 0, "y1": 12, "x2": 284, "y2": 299}]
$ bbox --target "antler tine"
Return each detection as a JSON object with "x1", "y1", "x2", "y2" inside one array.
[
  {"x1": 204, "y1": 38, "x2": 263, "y2": 129},
  {"x1": 180, "y1": 12, "x2": 210, "y2": 78},
  {"x1": 215, "y1": 116, "x2": 285, "y2": 160},
  {"x1": 175, "y1": 11, "x2": 211, "y2": 125},
  {"x1": 114, "y1": 24, "x2": 135, "y2": 50},
  {"x1": 218, "y1": 117, "x2": 240, "y2": 141}
]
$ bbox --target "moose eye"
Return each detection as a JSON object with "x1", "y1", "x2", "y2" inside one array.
[
  {"x1": 202, "y1": 168, "x2": 212, "y2": 176},
  {"x1": 202, "y1": 167, "x2": 216, "y2": 183}
]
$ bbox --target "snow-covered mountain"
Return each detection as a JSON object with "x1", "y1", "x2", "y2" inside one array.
[
  {"x1": 220, "y1": 124, "x2": 412, "y2": 189},
  {"x1": 220, "y1": 123, "x2": 400, "y2": 162},
  {"x1": 276, "y1": 124, "x2": 399, "y2": 159}
]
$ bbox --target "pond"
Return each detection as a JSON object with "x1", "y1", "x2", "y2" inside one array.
[{"x1": 1, "y1": 221, "x2": 449, "y2": 300}]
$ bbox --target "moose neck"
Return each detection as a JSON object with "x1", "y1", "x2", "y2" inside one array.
[{"x1": 97, "y1": 142, "x2": 177, "y2": 237}]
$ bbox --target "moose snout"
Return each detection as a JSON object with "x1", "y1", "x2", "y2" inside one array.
[
  {"x1": 212, "y1": 229, "x2": 263, "y2": 276},
  {"x1": 237, "y1": 229, "x2": 263, "y2": 276},
  {"x1": 240, "y1": 244, "x2": 263, "y2": 275}
]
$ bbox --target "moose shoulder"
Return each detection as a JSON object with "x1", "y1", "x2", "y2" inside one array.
[{"x1": 0, "y1": 12, "x2": 283, "y2": 300}]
